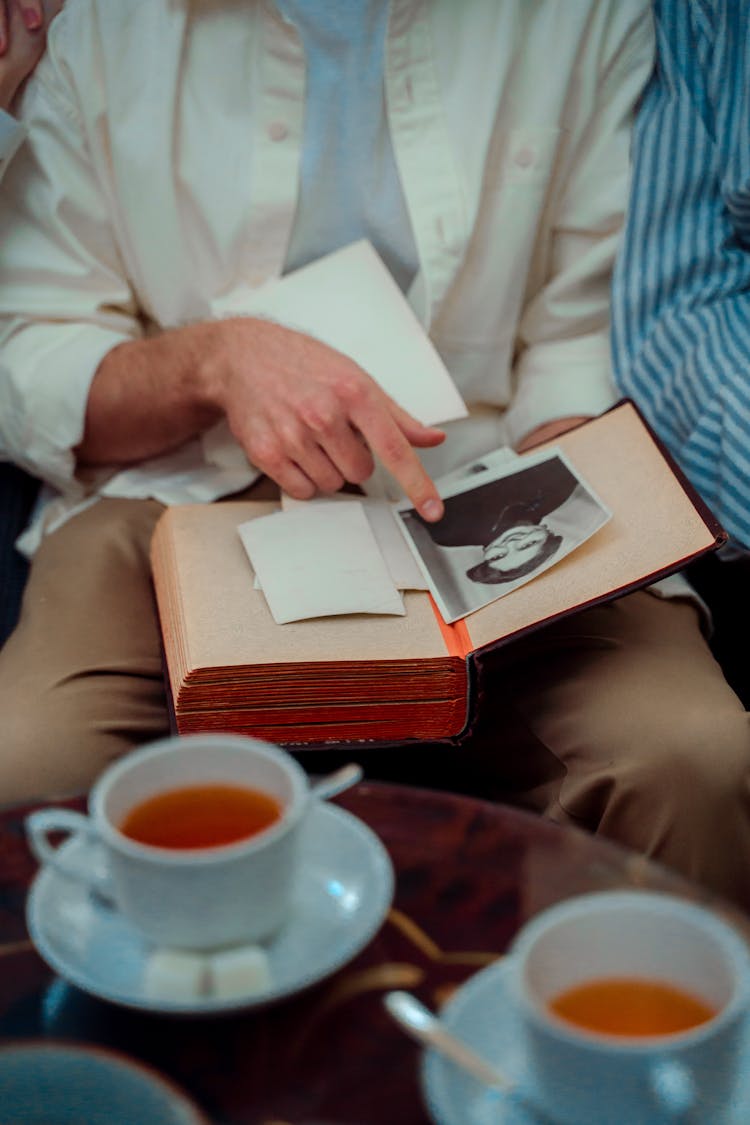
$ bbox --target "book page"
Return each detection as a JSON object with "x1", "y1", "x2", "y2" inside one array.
[
  {"x1": 464, "y1": 402, "x2": 720, "y2": 651},
  {"x1": 154, "y1": 502, "x2": 451, "y2": 671}
]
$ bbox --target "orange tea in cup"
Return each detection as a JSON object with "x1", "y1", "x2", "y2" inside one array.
[
  {"x1": 548, "y1": 976, "x2": 717, "y2": 1037},
  {"x1": 119, "y1": 783, "x2": 283, "y2": 849}
]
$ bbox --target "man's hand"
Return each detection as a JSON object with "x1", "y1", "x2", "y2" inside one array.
[
  {"x1": 80, "y1": 317, "x2": 447, "y2": 523},
  {"x1": 203, "y1": 318, "x2": 446, "y2": 521},
  {"x1": 0, "y1": 0, "x2": 63, "y2": 110},
  {"x1": 516, "y1": 415, "x2": 591, "y2": 453}
]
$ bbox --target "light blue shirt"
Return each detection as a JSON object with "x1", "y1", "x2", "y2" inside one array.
[
  {"x1": 278, "y1": 0, "x2": 418, "y2": 292},
  {"x1": 612, "y1": 0, "x2": 750, "y2": 551}
]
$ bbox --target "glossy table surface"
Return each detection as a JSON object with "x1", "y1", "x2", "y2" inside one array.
[{"x1": 2, "y1": 781, "x2": 747, "y2": 1124}]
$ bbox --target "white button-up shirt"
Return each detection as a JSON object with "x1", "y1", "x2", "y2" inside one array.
[{"x1": 0, "y1": 0, "x2": 654, "y2": 553}]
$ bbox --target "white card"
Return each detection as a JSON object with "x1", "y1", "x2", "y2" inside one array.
[
  {"x1": 208, "y1": 240, "x2": 467, "y2": 428},
  {"x1": 238, "y1": 502, "x2": 405, "y2": 624},
  {"x1": 280, "y1": 493, "x2": 428, "y2": 591}
]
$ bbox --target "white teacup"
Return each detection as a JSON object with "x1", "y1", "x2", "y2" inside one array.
[
  {"x1": 26, "y1": 734, "x2": 310, "y2": 950},
  {"x1": 508, "y1": 890, "x2": 750, "y2": 1124}
]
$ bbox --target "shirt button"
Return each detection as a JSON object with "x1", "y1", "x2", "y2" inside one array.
[
  {"x1": 514, "y1": 146, "x2": 535, "y2": 168},
  {"x1": 267, "y1": 121, "x2": 289, "y2": 142}
]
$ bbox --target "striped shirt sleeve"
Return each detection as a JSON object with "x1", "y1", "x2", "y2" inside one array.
[{"x1": 611, "y1": 0, "x2": 750, "y2": 550}]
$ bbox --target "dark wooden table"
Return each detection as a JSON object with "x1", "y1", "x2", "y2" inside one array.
[{"x1": 2, "y1": 781, "x2": 748, "y2": 1124}]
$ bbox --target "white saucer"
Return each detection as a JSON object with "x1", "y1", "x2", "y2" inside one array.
[
  {"x1": 26, "y1": 801, "x2": 394, "y2": 1015},
  {"x1": 422, "y1": 958, "x2": 750, "y2": 1125}
]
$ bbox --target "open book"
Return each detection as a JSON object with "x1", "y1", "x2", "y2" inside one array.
[{"x1": 150, "y1": 402, "x2": 725, "y2": 747}]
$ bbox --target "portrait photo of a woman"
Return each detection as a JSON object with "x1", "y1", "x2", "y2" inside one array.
[{"x1": 398, "y1": 451, "x2": 610, "y2": 622}]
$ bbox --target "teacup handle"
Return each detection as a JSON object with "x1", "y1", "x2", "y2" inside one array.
[
  {"x1": 26, "y1": 808, "x2": 113, "y2": 900},
  {"x1": 649, "y1": 1057, "x2": 696, "y2": 1118}
]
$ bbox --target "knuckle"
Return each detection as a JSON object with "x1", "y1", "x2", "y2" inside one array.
[
  {"x1": 318, "y1": 471, "x2": 345, "y2": 494},
  {"x1": 298, "y1": 399, "x2": 339, "y2": 435},
  {"x1": 276, "y1": 419, "x2": 307, "y2": 459},
  {"x1": 248, "y1": 433, "x2": 284, "y2": 473},
  {"x1": 378, "y1": 431, "x2": 409, "y2": 466},
  {"x1": 302, "y1": 450, "x2": 345, "y2": 494},
  {"x1": 284, "y1": 477, "x2": 316, "y2": 501},
  {"x1": 332, "y1": 369, "x2": 368, "y2": 409},
  {"x1": 343, "y1": 447, "x2": 374, "y2": 485}
]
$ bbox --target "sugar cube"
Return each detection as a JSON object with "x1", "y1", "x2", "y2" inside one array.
[
  {"x1": 143, "y1": 948, "x2": 208, "y2": 1001},
  {"x1": 207, "y1": 945, "x2": 272, "y2": 999}
]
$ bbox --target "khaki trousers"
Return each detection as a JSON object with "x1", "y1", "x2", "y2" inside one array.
[{"x1": 2, "y1": 497, "x2": 749, "y2": 909}]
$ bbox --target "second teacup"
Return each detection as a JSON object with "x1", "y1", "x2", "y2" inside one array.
[
  {"x1": 508, "y1": 890, "x2": 750, "y2": 1124},
  {"x1": 26, "y1": 733, "x2": 310, "y2": 950}
]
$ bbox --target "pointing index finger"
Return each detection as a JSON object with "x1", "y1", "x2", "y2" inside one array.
[{"x1": 353, "y1": 399, "x2": 445, "y2": 523}]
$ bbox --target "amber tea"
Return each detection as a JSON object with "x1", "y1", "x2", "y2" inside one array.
[
  {"x1": 119, "y1": 783, "x2": 283, "y2": 849},
  {"x1": 549, "y1": 976, "x2": 717, "y2": 1037}
]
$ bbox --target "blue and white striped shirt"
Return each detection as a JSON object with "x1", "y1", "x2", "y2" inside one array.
[{"x1": 612, "y1": 0, "x2": 750, "y2": 550}]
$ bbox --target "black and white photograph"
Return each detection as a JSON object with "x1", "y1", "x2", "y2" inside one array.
[{"x1": 396, "y1": 448, "x2": 611, "y2": 623}]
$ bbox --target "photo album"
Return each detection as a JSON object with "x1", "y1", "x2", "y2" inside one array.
[{"x1": 151, "y1": 401, "x2": 723, "y2": 749}]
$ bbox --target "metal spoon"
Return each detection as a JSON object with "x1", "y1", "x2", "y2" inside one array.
[
  {"x1": 384, "y1": 990, "x2": 515, "y2": 1093},
  {"x1": 310, "y1": 762, "x2": 363, "y2": 801}
]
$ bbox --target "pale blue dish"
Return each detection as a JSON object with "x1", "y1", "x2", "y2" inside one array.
[
  {"x1": 0, "y1": 1041, "x2": 209, "y2": 1124},
  {"x1": 26, "y1": 801, "x2": 394, "y2": 1015}
]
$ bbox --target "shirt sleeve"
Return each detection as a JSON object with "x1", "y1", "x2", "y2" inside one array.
[
  {"x1": 0, "y1": 110, "x2": 25, "y2": 182},
  {"x1": 0, "y1": 37, "x2": 140, "y2": 491},
  {"x1": 504, "y1": 2, "x2": 655, "y2": 446},
  {"x1": 612, "y1": 0, "x2": 750, "y2": 550}
]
